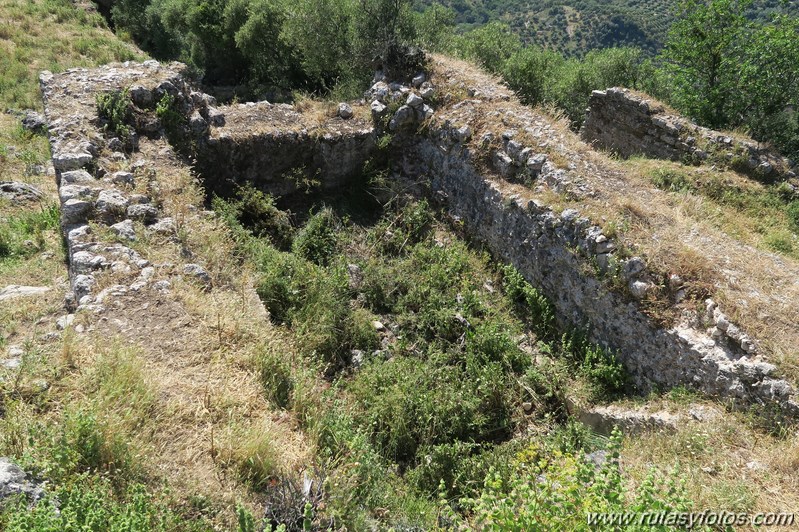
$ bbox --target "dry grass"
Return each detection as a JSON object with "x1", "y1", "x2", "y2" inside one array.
[{"x1": 622, "y1": 402, "x2": 799, "y2": 523}]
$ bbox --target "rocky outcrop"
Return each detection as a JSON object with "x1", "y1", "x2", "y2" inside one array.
[{"x1": 581, "y1": 88, "x2": 795, "y2": 180}]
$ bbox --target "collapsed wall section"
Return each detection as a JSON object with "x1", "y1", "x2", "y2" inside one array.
[{"x1": 581, "y1": 88, "x2": 795, "y2": 180}]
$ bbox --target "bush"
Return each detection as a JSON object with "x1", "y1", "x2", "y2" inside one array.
[
  {"x1": 501, "y1": 264, "x2": 556, "y2": 340},
  {"x1": 1, "y1": 477, "x2": 189, "y2": 531},
  {"x1": 214, "y1": 185, "x2": 293, "y2": 249},
  {"x1": 292, "y1": 207, "x2": 339, "y2": 266},
  {"x1": 96, "y1": 88, "x2": 133, "y2": 142},
  {"x1": 560, "y1": 331, "x2": 628, "y2": 401},
  {"x1": 368, "y1": 199, "x2": 434, "y2": 256},
  {"x1": 458, "y1": 429, "x2": 695, "y2": 530},
  {"x1": 255, "y1": 247, "x2": 313, "y2": 324},
  {"x1": 650, "y1": 168, "x2": 694, "y2": 192},
  {"x1": 349, "y1": 356, "x2": 513, "y2": 466}
]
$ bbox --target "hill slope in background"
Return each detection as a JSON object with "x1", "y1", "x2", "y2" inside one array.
[{"x1": 418, "y1": 0, "x2": 795, "y2": 56}]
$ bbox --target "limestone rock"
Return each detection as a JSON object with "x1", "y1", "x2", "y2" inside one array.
[
  {"x1": 406, "y1": 93, "x2": 424, "y2": 109},
  {"x1": 337, "y1": 103, "x2": 353, "y2": 119},
  {"x1": 20, "y1": 110, "x2": 46, "y2": 133},
  {"x1": 56, "y1": 314, "x2": 75, "y2": 330},
  {"x1": 0, "y1": 458, "x2": 47, "y2": 505},
  {"x1": 95, "y1": 189, "x2": 129, "y2": 221},
  {"x1": 111, "y1": 171, "x2": 134, "y2": 187},
  {"x1": 183, "y1": 263, "x2": 211, "y2": 285},
  {"x1": 127, "y1": 203, "x2": 159, "y2": 224},
  {"x1": 389, "y1": 105, "x2": 414, "y2": 131},
  {"x1": 110, "y1": 219, "x2": 136, "y2": 241},
  {"x1": 0, "y1": 182, "x2": 42, "y2": 202},
  {"x1": 0, "y1": 285, "x2": 51, "y2": 302},
  {"x1": 61, "y1": 169, "x2": 95, "y2": 184},
  {"x1": 149, "y1": 217, "x2": 176, "y2": 235}
]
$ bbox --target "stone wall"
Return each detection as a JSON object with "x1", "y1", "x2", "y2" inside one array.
[
  {"x1": 193, "y1": 103, "x2": 375, "y2": 199},
  {"x1": 581, "y1": 88, "x2": 794, "y2": 179},
  {"x1": 400, "y1": 119, "x2": 796, "y2": 413}
]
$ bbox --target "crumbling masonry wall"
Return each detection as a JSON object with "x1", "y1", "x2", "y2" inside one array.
[
  {"x1": 40, "y1": 60, "x2": 798, "y2": 415},
  {"x1": 581, "y1": 88, "x2": 795, "y2": 179}
]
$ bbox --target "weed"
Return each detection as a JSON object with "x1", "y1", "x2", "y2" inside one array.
[
  {"x1": 254, "y1": 343, "x2": 294, "y2": 409},
  {"x1": 0, "y1": 476, "x2": 194, "y2": 531},
  {"x1": 650, "y1": 167, "x2": 695, "y2": 192},
  {"x1": 155, "y1": 93, "x2": 190, "y2": 151},
  {"x1": 501, "y1": 264, "x2": 556, "y2": 340},
  {"x1": 96, "y1": 88, "x2": 133, "y2": 144},
  {"x1": 292, "y1": 207, "x2": 339, "y2": 266}
]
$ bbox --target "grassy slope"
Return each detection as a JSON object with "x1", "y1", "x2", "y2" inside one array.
[{"x1": 0, "y1": 2, "x2": 305, "y2": 530}]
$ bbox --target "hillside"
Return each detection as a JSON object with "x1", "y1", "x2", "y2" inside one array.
[
  {"x1": 2, "y1": 0, "x2": 799, "y2": 530},
  {"x1": 418, "y1": 0, "x2": 796, "y2": 56}
]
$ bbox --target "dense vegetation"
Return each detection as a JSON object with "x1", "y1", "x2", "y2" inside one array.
[
  {"x1": 203, "y1": 165, "x2": 699, "y2": 527},
  {"x1": 100, "y1": 0, "x2": 799, "y2": 162},
  {"x1": 417, "y1": 0, "x2": 799, "y2": 58}
]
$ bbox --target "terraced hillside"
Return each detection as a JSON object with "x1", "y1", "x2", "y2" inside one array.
[{"x1": 418, "y1": 0, "x2": 796, "y2": 56}]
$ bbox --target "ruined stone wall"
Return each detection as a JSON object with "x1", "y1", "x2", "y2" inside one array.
[
  {"x1": 400, "y1": 116, "x2": 796, "y2": 414},
  {"x1": 195, "y1": 117, "x2": 375, "y2": 199},
  {"x1": 581, "y1": 88, "x2": 794, "y2": 179},
  {"x1": 39, "y1": 59, "x2": 798, "y2": 416}
]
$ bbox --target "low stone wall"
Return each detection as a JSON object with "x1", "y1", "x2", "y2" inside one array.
[
  {"x1": 581, "y1": 87, "x2": 794, "y2": 179},
  {"x1": 39, "y1": 61, "x2": 198, "y2": 308}
]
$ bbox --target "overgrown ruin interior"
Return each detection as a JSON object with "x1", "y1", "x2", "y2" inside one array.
[
  {"x1": 4, "y1": 0, "x2": 799, "y2": 526},
  {"x1": 41, "y1": 56, "x2": 799, "y2": 413}
]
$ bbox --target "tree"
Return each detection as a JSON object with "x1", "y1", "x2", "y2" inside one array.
[
  {"x1": 661, "y1": 0, "x2": 751, "y2": 128},
  {"x1": 454, "y1": 22, "x2": 521, "y2": 73}
]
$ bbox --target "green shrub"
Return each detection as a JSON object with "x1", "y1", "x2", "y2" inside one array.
[
  {"x1": 458, "y1": 429, "x2": 696, "y2": 530},
  {"x1": 55, "y1": 407, "x2": 134, "y2": 478},
  {"x1": 650, "y1": 168, "x2": 695, "y2": 192},
  {"x1": 254, "y1": 344, "x2": 293, "y2": 409},
  {"x1": 787, "y1": 200, "x2": 799, "y2": 230},
  {"x1": 96, "y1": 88, "x2": 133, "y2": 142},
  {"x1": 501, "y1": 264, "x2": 556, "y2": 340},
  {"x1": 368, "y1": 199, "x2": 435, "y2": 256},
  {"x1": 256, "y1": 247, "x2": 312, "y2": 324},
  {"x1": 214, "y1": 186, "x2": 293, "y2": 249},
  {"x1": 764, "y1": 230, "x2": 795, "y2": 254},
  {"x1": 0, "y1": 475, "x2": 192, "y2": 531},
  {"x1": 292, "y1": 207, "x2": 339, "y2": 266},
  {"x1": 560, "y1": 331, "x2": 628, "y2": 401},
  {"x1": 154, "y1": 92, "x2": 190, "y2": 150},
  {"x1": 407, "y1": 440, "x2": 523, "y2": 501},
  {"x1": 349, "y1": 356, "x2": 513, "y2": 466}
]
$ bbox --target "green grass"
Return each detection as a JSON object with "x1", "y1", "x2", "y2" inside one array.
[
  {"x1": 648, "y1": 166, "x2": 799, "y2": 259},
  {"x1": 0, "y1": 0, "x2": 143, "y2": 111},
  {"x1": 0, "y1": 204, "x2": 61, "y2": 269}
]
